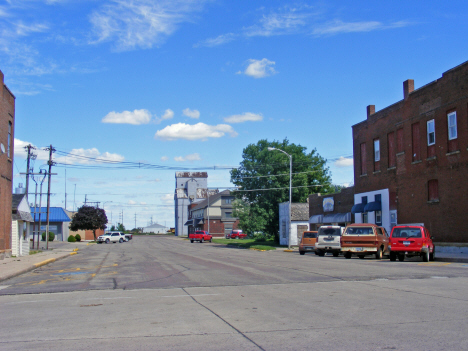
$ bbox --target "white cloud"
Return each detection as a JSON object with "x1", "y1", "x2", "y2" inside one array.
[
  {"x1": 155, "y1": 109, "x2": 174, "y2": 124},
  {"x1": 160, "y1": 156, "x2": 169, "y2": 161},
  {"x1": 182, "y1": 108, "x2": 200, "y2": 119},
  {"x1": 160, "y1": 193, "x2": 173, "y2": 205},
  {"x1": 312, "y1": 20, "x2": 411, "y2": 36},
  {"x1": 89, "y1": 0, "x2": 206, "y2": 51},
  {"x1": 174, "y1": 153, "x2": 201, "y2": 162},
  {"x1": 244, "y1": 58, "x2": 276, "y2": 78},
  {"x1": 223, "y1": 112, "x2": 263, "y2": 123},
  {"x1": 128, "y1": 200, "x2": 137, "y2": 205},
  {"x1": 334, "y1": 156, "x2": 354, "y2": 168},
  {"x1": 102, "y1": 109, "x2": 151, "y2": 125},
  {"x1": 194, "y1": 33, "x2": 236, "y2": 47},
  {"x1": 154, "y1": 122, "x2": 237, "y2": 141},
  {"x1": 14, "y1": 138, "x2": 125, "y2": 165},
  {"x1": 245, "y1": 11, "x2": 310, "y2": 37}
]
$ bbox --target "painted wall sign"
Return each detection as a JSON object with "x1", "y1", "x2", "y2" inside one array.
[{"x1": 323, "y1": 197, "x2": 334, "y2": 212}]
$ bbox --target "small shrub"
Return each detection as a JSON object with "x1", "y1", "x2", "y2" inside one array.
[
  {"x1": 42, "y1": 232, "x2": 55, "y2": 241},
  {"x1": 75, "y1": 234, "x2": 81, "y2": 242},
  {"x1": 41, "y1": 232, "x2": 46, "y2": 241},
  {"x1": 68, "y1": 235, "x2": 76, "y2": 242}
]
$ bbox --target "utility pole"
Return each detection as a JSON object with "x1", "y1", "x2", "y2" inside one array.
[
  {"x1": 24, "y1": 144, "x2": 36, "y2": 196},
  {"x1": 45, "y1": 145, "x2": 56, "y2": 250}
]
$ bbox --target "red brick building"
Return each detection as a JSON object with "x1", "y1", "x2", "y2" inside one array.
[
  {"x1": 0, "y1": 70, "x2": 15, "y2": 258},
  {"x1": 352, "y1": 61, "x2": 468, "y2": 242}
]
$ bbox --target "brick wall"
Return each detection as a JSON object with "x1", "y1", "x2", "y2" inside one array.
[
  {"x1": 352, "y1": 61, "x2": 468, "y2": 242},
  {"x1": 0, "y1": 70, "x2": 15, "y2": 257}
]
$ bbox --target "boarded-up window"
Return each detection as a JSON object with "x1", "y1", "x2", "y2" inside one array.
[
  {"x1": 428, "y1": 179, "x2": 439, "y2": 201},
  {"x1": 360, "y1": 143, "x2": 367, "y2": 175},
  {"x1": 387, "y1": 132, "x2": 396, "y2": 168},
  {"x1": 412, "y1": 122, "x2": 420, "y2": 161},
  {"x1": 397, "y1": 128, "x2": 404, "y2": 153}
]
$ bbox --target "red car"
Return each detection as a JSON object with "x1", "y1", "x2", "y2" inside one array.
[
  {"x1": 189, "y1": 230, "x2": 212, "y2": 243},
  {"x1": 227, "y1": 230, "x2": 247, "y2": 239},
  {"x1": 389, "y1": 224, "x2": 435, "y2": 262}
]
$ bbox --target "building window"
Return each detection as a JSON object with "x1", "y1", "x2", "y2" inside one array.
[
  {"x1": 360, "y1": 143, "x2": 367, "y2": 175},
  {"x1": 8, "y1": 121, "x2": 12, "y2": 158},
  {"x1": 412, "y1": 122, "x2": 420, "y2": 161},
  {"x1": 448, "y1": 112, "x2": 457, "y2": 140},
  {"x1": 224, "y1": 212, "x2": 233, "y2": 218},
  {"x1": 362, "y1": 212, "x2": 368, "y2": 223},
  {"x1": 374, "y1": 139, "x2": 380, "y2": 161},
  {"x1": 427, "y1": 120, "x2": 435, "y2": 145},
  {"x1": 375, "y1": 211, "x2": 382, "y2": 226},
  {"x1": 225, "y1": 198, "x2": 233, "y2": 204},
  {"x1": 387, "y1": 132, "x2": 395, "y2": 168},
  {"x1": 428, "y1": 179, "x2": 439, "y2": 201}
]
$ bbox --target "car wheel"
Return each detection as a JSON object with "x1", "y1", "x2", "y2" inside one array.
[
  {"x1": 398, "y1": 254, "x2": 405, "y2": 262},
  {"x1": 318, "y1": 251, "x2": 325, "y2": 257},
  {"x1": 430, "y1": 246, "x2": 436, "y2": 261},
  {"x1": 200, "y1": 238, "x2": 204, "y2": 243},
  {"x1": 344, "y1": 252, "x2": 352, "y2": 259},
  {"x1": 332, "y1": 252, "x2": 339, "y2": 257},
  {"x1": 106, "y1": 239, "x2": 110, "y2": 244},
  {"x1": 119, "y1": 238, "x2": 123, "y2": 243},
  {"x1": 299, "y1": 251, "x2": 305, "y2": 255},
  {"x1": 422, "y1": 250, "x2": 430, "y2": 262},
  {"x1": 209, "y1": 238, "x2": 212, "y2": 243},
  {"x1": 375, "y1": 247, "x2": 382, "y2": 260},
  {"x1": 190, "y1": 240, "x2": 194, "y2": 243},
  {"x1": 390, "y1": 252, "x2": 397, "y2": 261}
]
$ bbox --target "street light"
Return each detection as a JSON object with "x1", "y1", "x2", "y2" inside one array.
[{"x1": 268, "y1": 147, "x2": 292, "y2": 250}]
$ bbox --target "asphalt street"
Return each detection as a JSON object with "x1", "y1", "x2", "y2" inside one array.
[{"x1": 1, "y1": 236, "x2": 467, "y2": 350}]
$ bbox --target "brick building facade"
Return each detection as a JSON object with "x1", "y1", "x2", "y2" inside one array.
[
  {"x1": 0, "y1": 70, "x2": 15, "y2": 258},
  {"x1": 308, "y1": 187, "x2": 355, "y2": 230},
  {"x1": 352, "y1": 61, "x2": 468, "y2": 242}
]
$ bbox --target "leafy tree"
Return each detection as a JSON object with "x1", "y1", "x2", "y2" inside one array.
[
  {"x1": 116, "y1": 223, "x2": 126, "y2": 232},
  {"x1": 70, "y1": 205, "x2": 108, "y2": 241},
  {"x1": 232, "y1": 199, "x2": 269, "y2": 237},
  {"x1": 110, "y1": 225, "x2": 116, "y2": 231},
  {"x1": 230, "y1": 138, "x2": 333, "y2": 243}
]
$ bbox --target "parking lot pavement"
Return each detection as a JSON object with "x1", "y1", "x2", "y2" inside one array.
[{"x1": 0, "y1": 241, "x2": 91, "y2": 283}]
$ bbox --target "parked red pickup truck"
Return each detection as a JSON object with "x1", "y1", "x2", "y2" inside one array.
[{"x1": 189, "y1": 230, "x2": 212, "y2": 243}]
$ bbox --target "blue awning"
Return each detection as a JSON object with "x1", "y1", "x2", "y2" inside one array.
[
  {"x1": 309, "y1": 214, "x2": 323, "y2": 224},
  {"x1": 323, "y1": 212, "x2": 352, "y2": 223},
  {"x1": 364, "y1": 201, "x2": 381, "y2": 212},
  {"x1": 351, "y1": 203, "x2": 366, "y2": 214}
]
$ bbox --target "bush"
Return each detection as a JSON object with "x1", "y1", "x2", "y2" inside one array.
[
  {"x1": 75, "y1": 234, "x2": 81, "y2": 242},
  {"x1": 42, "y1": 232, "x2": 55, "y2": 241},
  {"x1": 68, "y1": 235, "x2": 76, "y2": 242}
]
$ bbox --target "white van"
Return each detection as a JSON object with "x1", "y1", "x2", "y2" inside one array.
[{"x1": 315, "y1": 226, "x2": 344, "y2": 257}]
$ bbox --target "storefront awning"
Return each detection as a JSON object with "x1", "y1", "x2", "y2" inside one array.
[
  {"x1": 323, "y1": 212, "x2": 351, "y2": 223},
  {"x1": 309, "y1": 214, "x2": 324, "y2": 224},
  {"x1": 351, "y1": 203, "x2": 366, "y2": 214},
  {"x1": 184, "y1": 219, "x2": 193, "y2": 226},
  {"x1": 364, "y1": 201, "x2": 381, "y2": 212}
]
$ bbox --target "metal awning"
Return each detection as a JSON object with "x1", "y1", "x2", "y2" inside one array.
[
  {"x1": 309, "y1": 214, "x2": 323, "y2": 224},
  {"x1": 351, "y1": 203, "x2": 366, "y2": 214},
  {"x1": 323, "y1": 212, "x2": 351, "y2": 223},
  {"x1": 364, "y1": 201, "x2": 381, "y2": 212},
  {"x1": 184, "y1": 219, "x2": 193, "y2": 226}
]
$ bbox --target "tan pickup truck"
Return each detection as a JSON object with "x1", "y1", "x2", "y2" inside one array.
[{"x1": 340, "y1": 223, "x2": 389, "y2": 259}]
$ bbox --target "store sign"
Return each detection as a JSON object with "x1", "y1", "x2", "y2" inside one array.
[
  {"x1": 40, "y1": 225, "x2": 58, "y2": 232},
  {"x1": 323, "y1": 197, "x2": 334, "y2": 212}
]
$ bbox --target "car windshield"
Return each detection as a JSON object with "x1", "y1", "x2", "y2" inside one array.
[
  {"x1": 318, "y1": 228, "x2": 341, "y2": 236},
  {"x1": 302, "y1": 232, "x2": 317, "y2": 238},
  {"x1": 345, "y1": 227, "x2": 374, "y2": 235},
  {"x1": 392, "y1": 227, "x2": 422, "y2": 238}
]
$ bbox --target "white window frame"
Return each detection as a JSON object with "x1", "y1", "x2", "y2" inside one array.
[
  {"x1": 427, "y1": 119, "x2": 435, "y2": 146},
  {"x1": 448, "y1": 112, "x2": 457, "y2": 140},
  {"x1": 374, "y1": 139, "x2": 380, "y2": 162},
  {"x1": 375, "y1": 211, "x2": 382, "y2": 226}
]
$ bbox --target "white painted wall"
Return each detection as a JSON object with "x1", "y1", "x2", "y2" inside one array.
[{"x1": 354, "y1": 188, "x2": 390, "y2": 235}]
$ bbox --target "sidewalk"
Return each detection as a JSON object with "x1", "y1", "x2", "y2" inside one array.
[{"x1": 0, "y1": 241, "x2": 92, "y2": 283}]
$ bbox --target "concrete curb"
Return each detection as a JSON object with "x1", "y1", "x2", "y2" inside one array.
[{"x1": 0, "y1": 251, "x2": 79, "y2": 284}]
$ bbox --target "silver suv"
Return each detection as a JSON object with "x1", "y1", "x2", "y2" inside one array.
[
  {"x1": 97, "y1": 232, "x2": 126, "y2": 244},
  {"x1": 315, "y1": 226, "x2": 344, "y2": 257}
]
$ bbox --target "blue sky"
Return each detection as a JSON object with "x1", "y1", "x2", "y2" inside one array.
[{"x1": 3, "y1": 0, "x2": 468, "y2": 228}]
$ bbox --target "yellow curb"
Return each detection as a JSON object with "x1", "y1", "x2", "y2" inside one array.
[
  {"x1": 283, "y1": 249, "x2": 294, "y2": 252},
  {"x1": 70, "y1": 252, "x2": 77, "y2": 256},
  {"x1": 73, "y1": 248, "x2": 79, "y2": 252},
  {"x1": 86, "y1": 242, "x2": 97, "y2": 245},
  {"x1": 251, "y1": 248, "x2": 266, "y2": 252},
  {"x1": 33, "y1": 258, "x2": 56, "y2": 268}
]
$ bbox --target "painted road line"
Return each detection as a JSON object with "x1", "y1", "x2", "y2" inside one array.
[{"x1": 418, "y1": 262, "x2": 451, "y2": 266}]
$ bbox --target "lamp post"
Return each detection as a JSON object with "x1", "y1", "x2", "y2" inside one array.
[{"x1": 268, "y1": 147, "x2": 292, "y2": 249}]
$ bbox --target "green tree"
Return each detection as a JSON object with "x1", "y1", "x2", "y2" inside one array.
[
  {"x1": 69, "y1": 205, "x2": 108, "y2": 241},
  {"x1": 116, "y1": 223, "x2": 126, "y2": 232},
  {"x1": 232, "y1": 199, "x2": 269, "y2": 237},
  {"x1": 230, "y1": 138, "x2": 333, "y2": 242}
]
